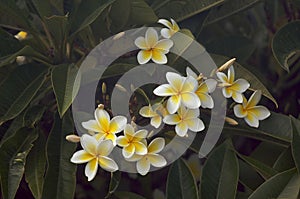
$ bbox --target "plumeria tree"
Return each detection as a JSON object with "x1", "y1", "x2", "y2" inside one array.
[{"x1": 0, "y1": 0, "x2": 300, "y2": 199}]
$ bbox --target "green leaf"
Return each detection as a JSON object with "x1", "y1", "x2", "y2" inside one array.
[
  {"x1": 238, "y1": 154, "x2": 278, "y2": 180},
  {"x1": 249, "y1": 168, "x2": 300, "y2": 199},
  {"x1": 25, "y1": 132, "x2": 46, "y2": 199},
  {"x1": 109, "y1": 0, "x2": 131, "y2": 32},
  {"x1": 23, "y1": 105, "x2": 46, "y2": 127},
  {"x1": 41, "y1": 111, "x2": 77, "y2": 199},
  {"x1": 204, "y1": 0, "x2": 262, "y2": 25},
  {"x1": 272, "y1": 21, "x2": 300, "y2": 71},
  {"x1": 0, "y1": 63, "x2": 48, "y2": 125},
  {"x1": 29, "y1": 0, "x2": 51, "y2": 18},
  {"x1": 200, "y1": 140, "x2": 239, "y2": 199},
  {"x1": 273, "y1": 147, "x2": 295, "y2": 172},
  {"x1": 114, "y1": 191, "x2": 146, "y2": 199},
  {"x1": 127, "y1": 0, "x2": 158, "y2": 25},
  {"x1": 291, "y1": 117, "x2": 300, "y2": 173},
  {"x1": 156, "y1": 0, "x2": 224, "y2": 22},
  {"x1": 0, "y1": 28, "x2": 22, "y2": 58},
  {"x1": 51, "y1": 64, "x2": 79, "y2": 117},
  {"x1": 70, "y1": 0, "x2": 116, "y2": 37},
  {"x1": 211, "y1": 54, "x2": 278, "y2": 108},
  {"x1": 0, "y1": 127, "x2": 38, "y2": 199},
  {"x1": 166, "y1": 158, "x2": 199, "y2": 199},
  {"x1": 105, "y1": 171, "x2": 121, "y2": 198}
]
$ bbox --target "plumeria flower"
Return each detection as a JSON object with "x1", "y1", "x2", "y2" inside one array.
[
  {"x1": 70, "y1": 134, "x2": 118, "y2": 181},
  {"x1": 139, "y1": 103, "x2": 168, "y2": 128},
  {"x1": 233, "y1": 90, "x2": 270, "y2": 128},
  {"x1": 134, "y1": 27, "x2": 173, "y2": 64},
  {"x1": 186, "y1": 67, "x2": 217, "y2": 108},
  {"x1": 158, "y1": 18, "x2": 180, "y2": 38},
  {"x1": 82, "y1": 105, "x2": 127, "y2": 145},
  {"x1": 217, "y1": 66, "x2": 250, "y2": 103},
  {"x1": 163, "y1": 106, "x2": 204, "y2": 137},
  {"x1": 116, "y1": 124, "x2": 148, "y2": 158},
  {"x1": 126, "y1": 138, "x2": 167, "y2": 176},
  {"x1": 153, "y1": 72, "x2": 200, "y2": 114}
]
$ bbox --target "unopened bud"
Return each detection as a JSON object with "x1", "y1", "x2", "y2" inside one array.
[
  {"x1": 217, "y1": 58, "x2": 236, "y2": 72},
  {"x1": 225, "y1": 117, "x2": 238, "y2": 125},
  {"x1": 115, "y1": 84, "x2": 127, "y2": 92},
  {"x1": 98, "y1": 104, "x2": 104, "y2": 109},
  {"x1": 66, "y1": 134, "x2": 80, "y2": 143},
  {"x1": 14, "y1": 31, "x2": 28, "y2": 40},
  {"x1": 102, "y1": 82, "x2": 107, "y2": 94},
  {"x1": 113, "y1": 31, "x2": 125, "y2": 40}
]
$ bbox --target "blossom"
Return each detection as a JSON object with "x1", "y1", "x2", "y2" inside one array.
[
  {"x1": 14, "y1": 31, "x2": 28, "y2": 40},
  {"x1": 116, "y1": 124, "x2": 148, "y2": 158},
  {"x1": 233, "y1": 90, "x2": 270, "y2": 128},
  {"x1": 163, "y1": 106, "x2": 204, "y2": 137},
  {"x1": 126, "y1": 137, "x2": 167, "y2": 175},
  {"x1": 70, "y1": 134, "x2": 118, "y2": 181},
  {"x1": 139, "y1": 103, "x2": 168, "y2": 128},
  {"x1": 217, "y1": 66, "x2": 250, "y2": 103},
  {"x1": 82, "y1": 105, "x2": 127, "y2": 145},
  {"x1": 186, "y1": 67, "x2": 217, "y2": 109},
  {"x1": 153, "y1": 72, "x2": 200, "y2": 114},
  {"x1": 158, "y1": 18, "x2": 180, "y2": 38},
  {"x1": 134, "y1": 27, "x2": 173, "y2": 64}
]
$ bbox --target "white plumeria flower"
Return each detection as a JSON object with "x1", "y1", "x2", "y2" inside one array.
[
  {"x1": 158, "y1": 18, "x2": 180, "y2": 38},
  {"x1": 82, "y1": 105, "x2": 127, "y2": 145},
  {"x1": 163, "y1": 106, "x2": 204, "y2": 137},
  {"x1": 233, "y1": 90, "x2": 270, "y2": 128},
  {"x1": 70, "y1": 134, "x2": 118, "y2": 181},
  {"x1": 126, "y1": 138, "x2": 167, "y2": 176},
  {"x1": 217, "y1": 66, "x2": 250, "y2": 103},
  {"x1": 139, "y1": 103, "x2": 168, "y2": 128},
  {"x1": 116, "y1": 124, "x2": 148, "y2": 158},
  {"x1": 153, "y1": 72, "x2": 200, "y2": 114},
  {"x1": 186, "y1": 67, "x2": 217, "y2": 108},
  {"x1": 134, "y1": 27, "x2": 173, "y2": 64}
]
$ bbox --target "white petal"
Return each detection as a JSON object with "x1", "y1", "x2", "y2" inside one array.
[
  {"x1": 124, "y1": 124, "x2": 135, "y2": 137},
  {"x1": 152, "y1": 50, "x2": 168, "y2": 64},
  {"x1": 158, "y1": 19, "x2": 173, "y2": 29},
  {"x1": 146, "y1": 27, "x2": 158, "y2": 47},
  {"x1": 109, "y1": 115, "x2": 127, "y2": 134},
  {"x1": 175, "y1": 122, "x2": 188, "y2": 137},
  {"x1": 161, "y1": 28, "x2": 172, "y2": 38},
  {"x1": 216, "y1": 72, "x2": 228, "y2": 83},
  {"x1": 163, "y1": 114, "x2": 181, "y2": 125},
  {"x1": 95, "y1": 108, "x2": 110, "y2": 131},
  {"x1": 80, "y1": 134, "x2": 98, "y2": 155},
  {"x1": 222, "y1": 87, "x2": 232, "y2": 98},
  {"x1": 153, "y1": 84, "x2": 176, "y2": 96},
  {"x1": 181, "y1": 92, "x2": 200, "y2": 109},
  {"x1": 116, "y1": 136, "x2": 129, "y2": 147},
  {"x1": 231, "y1": 92, "x2": 243, "y2": 103},
  {"x1": 244, "y1": 112, "x2": 259, "y2": 128},
  {"x1": 134, "y1": 37, "x2": 148, "y2": 49},
  {"x1": 137, "y1": 157, "x2": 151, "y2": 176},
  {"x1": 167, "y1": 95, "x2": 181, "y2": 114},
  {"x1": 122, "y1": 144, "x2": 135, "y2": 158},
  {"x1": 248, "y1": 106, "x2": 270, "y2": 120},
  {"x1": 198, "y1": 93, "x2": 214, "y2": 109},
  {"x1": 139, "y1": 105, "x2": 156, "y2": 117},
  {"x1": 137, "y1": 50, "x2": 152, "y2": 64},
  {"x1": 205, "y1": 79, "x2": 217, "y2": 93},
  {"x1": 148, "y1": 154, "x2": 167, "y2": 167},
  {"x1": 186, "y1": 67, "x2": 198, "y2": 79},
  {"x1": 148, "y1": 137, "x2": 165, "y2": 153},
  {"x1": 171, "y1": 18, "x2": 180, "y2": 31},
  {"x1": 228, "y1": 65, "x2": 235, "y2": 83},
  {"x1": 233, "y1": 104, "x2": 247, "y2": 118},
  {"x1": 231, "y1": 79, "x2": 250, "y2": 93},
  {"x1": 186, "y1": 118, "x2": 205, "y2": 132},
  {"x1": 185, "y1": 108, "x2": 200, "y2": 119},
  {"x1": 71, "y1": 150, "x2": 94, "y2": 164},
  {"x1": 134, "y1": 142, "x2": 148, "y2": 155},
  {"x1": 126, "y1": 154, "x2": 143, "y2": 162},
  {"x1": 98, "y1": 156, "x2": 118, "y2": 172},
  {"x1": 82, "y1": 120, "x2": 101, "y2": 132},
  {"x1": 85, "y1": 158, "x2": 98, "y2": 181},
  {"x1": 247, "y1": 90, "x2": 262, "y2": 108},
  {"x1": 166, "y1": 72, "x2": 185, "y2": 89},
  {"x1": 133, "y1": 129, "x2": 148, "y2": 140},
  {"x1": 155, "y1": 39, "x2": 173, "y2": 52},
  {"x1": 150, "y1": 116, "x2": 162, "y2": 128},
  {"x1": 97, "y1": 139, "x2": 114, "y2": 156},
  {"x1": 182, "y1": 76, "x2": 198, "y2": 92}
]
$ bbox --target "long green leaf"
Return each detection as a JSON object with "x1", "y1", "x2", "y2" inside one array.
[
  {"x1": 105, "y1": 171, "x2": 121, "y2": 198},
  {"x1": 249, "y1": 168, "x2": 300, "y2": 199},
  {"x1": 200, "y1": 140, "x2": 239, "y2": 199},
  {"x1": 29, "y1": 0, "x2": 51, "y2": 18},
  {"x1": 0, "y1": 64, "x2": 48, "y2": 125},
  {"x1": 273, "y1": 147, "x2": 295, "y2": 172},
  {"x1": 272, "y1": 21, "x2": 300, "y2": 71},
  {"x1": 25, "y1": 132, "x2": 46, "y2": 199},
  {"x1": 51, "y1": 64, "x2": 79, "y2": 117},
  {"x1": 0, "y1": 127, "x2": 38, "y2": 199},
  {"x1": 41, "y1": 111, "x2": 77, "y2": 199},
  {"x1": 166, "y1": 158, "x2": 199, "y2": 199},
  {"x1": 291, "y1": 117, "x2": 300, "y2": 173},
  {"x1": 0, "y1": 28, "x2": 22, "y2": 58}
]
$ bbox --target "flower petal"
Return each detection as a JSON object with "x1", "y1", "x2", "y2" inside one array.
[
  {"x1": 122, "y1": 144, "x2": 135, "y2": 158},
  {"x1": 155, "y1": 39, "x2": 173, "y2": 52},
  {"x1": 104, "y1": 133, "x2": 117, "y2": 146},
  {"x1": 148, "y1": 154, "x2": 167, "y2": 167},
  {"x1": 205, "y1": 79, "x2": 217, "y2": 93},
  {"x1": 228, "y1": 66, "x2": 235, "y2": 83},
  {"x1": 166, "y1": 72, "x2": 185, "y2": 90},
  {"x1": 95, "y1": 108, "x2": 110, "y2": 132},
  {"x1": 139, "y1": 105, "x2": 156, "y2": 117},
  {"x1": 175, "y1": 122, "x2": 188, "y2": 137},
  {"x1": 248, "y1": 106, "x2": 270, "y2": 120},
  {"x1": 146, "y1": 27, "x2": 158, "y2": 47},
  {"x1": 158, "y1": 19, "x2": 173, "y2": 29},
  {"x1": 71, "y1": 150, "x2": 94, "y2": 164},
  {"x1": 247, "y1": 90, "x2": 262, "y2": 108},
  {"x1": 137, "y1": 157, "x2": 151, "y2": 176},
  {"x1": 134, "y1": 142, "x2": 148, "y2": 155},
  {"x1": 222, "y1": 87, "x2": 232, "y2": 98},
  {"x1": 233, "y1": 104, "x2": 247, "y2": 118},
  {"x1": 80, "y1": 134, "x2": 98, "y2": 155},
  {"x1": 244, "y1": 112, "x2": 259, "y2": 128},
  {"x1": 97, "y1": 139, "x2": 114, "y2": 156},
  {"x1": 161, "y1": 28, "x2": 172, "y2": 38},
  {"x1": 186, "y1": 67, "x2": 198, "y2": 79},
  {"x1": 82, "y1": 120, "x2": 101, "y2": 133},
  {"x1": 150, "y1": 115, "x2": 162, "y2": 128},
  {"x1": 85, "y1": 158, "x2": 98, "y2": 181},
  {"x1": 167, "y1": 95, "x2": 181, "y2": 114},
  {"x1": 124, "y1": 123, "x2": 135, "y2": 137},
  {"x1": 116, "y1": 136, "x2": 129, "y2": 147},
  {"x1": 137, "y1": 50, "x2": 152, "y2": 64},
  {"x1": 216, "y1": 72, "x2": 228, "y2": 83},
  {"x1": 186, "y1": 118, "x2": 205, "y2": 132},
  {"x1": 197, "y1": 93, "x2": 214, "y2": 108},
  {"x1": 133, "y1": 129, "x2": 148, "y2": 140},
  {"x1": 171, "y1": 18, "x2": 180, "y2": 31},
  {"x1": 134, "y1": 37, "x2": 148, "y2": 49},
  {"x1": 109, "y1": 115, "x2": 127, "y2": 134},
  {"x1": 153, "y1": 84, "x2": 176, "y2": 96},
  {"x1": 185, "y1": 108, "x2": 199, "y2": 119},
  {"x1": 163, "y1": 114, "x2": 181, "y2": 125},
  {"x1": 231, "y1": 92, "x2": 243, "y2": 103},
  {"x1": 148, "y1": 137, "x2": 165, "y2": 153},
  {"x1": 230, "y1": 79, "x2": 250, "y2": 93},
  {"x1": 98, "y1": 156, "x2": 118, "y2": 172},
  {"x1": 152, "y1": 50, "x2": 167, "y2": 64},
  {"x1": 182, "y1": 76, "x2": 198, "y2": 92},
  {"x1": 126, "y1": 154, "x2": 143, "y2": 162},
  {"x1": 181, "y1": 92, "x2": 200, "y2": 109}
]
